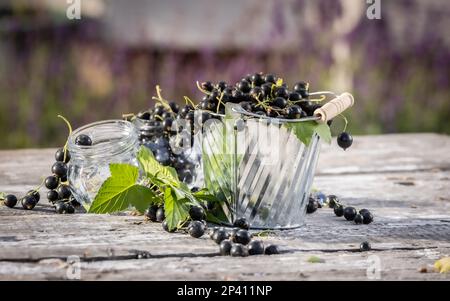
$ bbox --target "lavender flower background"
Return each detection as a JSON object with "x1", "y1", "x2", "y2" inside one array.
[{"x1": 0, "y1": 0, "x2": 449, "y2": 149}]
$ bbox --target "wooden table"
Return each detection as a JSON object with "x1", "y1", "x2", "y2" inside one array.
[{"x1": 1, "y1": 134, "x2": 449, "y2": 280}]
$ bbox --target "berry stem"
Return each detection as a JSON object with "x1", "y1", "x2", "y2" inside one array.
[
  {"x1": 122, "y1": 113, "x2": 136, "y2": 121},
  {"x1": 308, "y1": 94, "x2": 326, "y2": 102},
  {"x1": 339, "y1": 114, "x2": 349, "y2": 132},
  {"x1": 196, "y1": 81, "x2": 212, "y2": 95},
  {"x1": 152, "y1": 85, "x2": 172, "y2": 111},
  {"x1": 57, "y1": 115, "x2": 72, "y2": 162},
  {"x1": 216, "y1": 92, "x2": 225, "y2": 114},
  {"x1": 184, "y1": 96, "x2": 196, "y2": 108},
  {"x1": 30, "y1": 177, "x2": 45, "y2": 194}
]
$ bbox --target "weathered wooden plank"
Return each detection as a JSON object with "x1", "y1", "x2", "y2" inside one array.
[{"x1": 0, "y1": 134, "x2": 449, "y2": 280}]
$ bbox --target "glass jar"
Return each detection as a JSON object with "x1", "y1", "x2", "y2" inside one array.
[
  {"x1": 67, "y1": 120, "x2": 140, "y2": 209},
  {"x1": 202, "y1": 104, "x2": 321, "y2": 229}
]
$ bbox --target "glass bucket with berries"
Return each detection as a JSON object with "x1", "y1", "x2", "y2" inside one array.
[
  {"x1": 202, "y1": 91, "x2": 354, "y2": 229},
  {"x1": 67, "y1": 120, "x2": 140, "y2": 209}
]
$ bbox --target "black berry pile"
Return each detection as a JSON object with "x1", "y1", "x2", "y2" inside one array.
[
  {"x1": 0, "y1": 116, "x2": 88, "y2": 214},
  {"x1": 305, "y1": 193, "x2": 374, "y2": 225}
]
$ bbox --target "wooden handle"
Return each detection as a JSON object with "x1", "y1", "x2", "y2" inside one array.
[{"x1": 314, "y1": 92, "x2": 354, "y2": 123}]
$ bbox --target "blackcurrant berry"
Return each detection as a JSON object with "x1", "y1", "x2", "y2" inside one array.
[
  {"x1": 51, "y1": 162, "x2": 67, "y2": 178},
  {"x1": 233, "y1": 217, "x2": 250, "y2": 230},
  {"x1": 156, "y1": 207, "x2": 165, "y2": 222},
  {"x1": 360, "y1": 241, "x2": 371, "y2": 252},
  {"x1": 239, "y1": 101, "x2": 252, "y2": 112},
  {"x1": 162, "y1": 220, "x2": 175, "y2": 232},
  {"x1": 188, "y1": 221, "x2": 206, "y2": 238},
  {"x1": 162, "y1": 118, "x2": 173, "y2": 132},
  {"x1": 219, "y1": 239, "x2": 232, "y2": 256},
  {"x1": 233, "y1": 229, "x2": 252, "y2": 245},
  {"x1": 249, "y1": 87, "x2": 263, "y2": 99},
  {"x1": 169, "y1": 101, "x2": 179, "y2": 113},
  {"x1": 180, "y1": 105, "x2": 193, "y2": 117},
  {"x1": 60, "y1": 174, "x2": 68, "y2": 182},
  {"x1": 212, "y1": 228, "x2": 229, "y2": 244},
  {"x1": 145, "y1": 205, "x2": 159, "y2": 222},
  {"x1": 251, "y1": 73, "x2": 264, "y2": 86},
  {"x1": 45, "y1": 176, "x2": 59, "y2": 190},
  {"x1": 248, "y1": 240, "x2": 265, "y2": 255},
  {"x1": 272, "y1": 97, "x2": 288, "y2": 109},
  {"x1": 137, "y1": 111, "x2": 151, "y2": 120},
  {"x1": 21, "y1": 195, "x2": 37, "y2": 210},
  {"x1": 153, "y1": 105, "x2": 165, "y2": 116},
  {"x1": 343, "y1": 207, "x2": 357, "y2": 221},
  {"x1": 179, "y1": 169, "x2": 193, "y2": 184},
  {"x1": 69, "y1": 196, "x2": 81, "y2": 208},
  {"x1": 293, "y1": 81, "x2": 308, "y2": 92},
  {"x1": 217, "y1": 81, "x2": 228, "y2": 91},
  {"x1": 264, "y1": 244, "x2": 279, "y2": 255},
  {"x1": 288, "y1": 92, "x2": 302, "y2": 101},
  {"x1": 75, "y1": 134, "x2": 92, "y2": 146},
  {"x1": 230, "y1": 243, "x2": 249, "y2": 257},
  {"x1": 57, "y1": 184, "x2": 72, "y2": 199},
  {"x1": 274, "y1": 87, "x2": 289, "y2": 99},
  {"x1": 360, "y1": 210, "x2": 374, "y2": 224},
  {"x1": 66, "y1": 204, "x2": 75, "y2": 214},
  {"x1": 47, "y1": 190, "x2": 60, "y2": 202},
  {"x1": 354, "y1": 214, "x2": 364, "y2": 224},
  {"x1": 286, "y1": 105, "x2": 303, "y2": 119},
  {"x1": 306, "y1": 197, "x2": 318, "y2": 214},
  {"x1": 337, "y1": 132, "x2": 353, "y2": 150},
  {"x1": 55, "y1": 202, "x2": 67, "y2": 214},
  {"x1": 327, "y1": 195, "x2": 339, "y2": 208},
  {"x1": 189, "y1": 205, "x2": 206, "y2": 221},
  {"x1": 261, "y1": 83, "x2": 273, "y2": 97},
  {"x1": 334, "y1": 205, "x2": 344, "y2": 217},
  {"x1": 3, "y1": 194, "x2": 18, "y2": 208},
  {"x1": 237, "y1": 80, "x2": 251, "y2": 93},
  {"x1": 55, "y1": 148, "x2": 71, "y2": 163},
  {"x1": 27, "y1": 190, "x2": 40, "y2": 203},
  {"x1": 201, "y1": 81, "x2": 214, "y2": 92},
  {"x1": 264, "y1": 74, "x2": 276, "y2": 84}
]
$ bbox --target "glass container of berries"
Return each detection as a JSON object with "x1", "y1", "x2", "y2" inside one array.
[
  {"x1": 67, "y1": 120, "x2": 140, "y2": 209},
  {"x1": 201, "y1": 74, "x2": 354, "y2": 229}
]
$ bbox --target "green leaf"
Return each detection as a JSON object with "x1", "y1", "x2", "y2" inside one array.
[
  {"x1": 137, "y1": 146, "x2": 180, "y2": 186},
  {"x1": 164, "y1": 187, "x2": 189, "y2": 231},
  {"x1": 88, "y1": 163, "x2": 157, "y2": 214},
  {"x1": 284, "y1": 121, "x2": 332, "y2": 146}
]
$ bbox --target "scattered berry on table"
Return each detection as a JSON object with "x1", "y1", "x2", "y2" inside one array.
[
  {"x1": 306, "y1": 197, "x2": 319, "y2": 214},
  {"x1": 156, "y1": 207, "x2": 165, "y2": 222},
  {"x1": 361, "y1": 210, "x2": 374, "y2": 224},
  {"x1": 233, "y1": 229, "x2": 252, "y2": 245},
  {"x1": 162, "y1": 220, "x2": 175, "y2": 233},
  {"x1": 188, "y1": 221, "x2": 206, "y2": 238},
  {"x1": 144, "y1": 205, "x2": 159, "y2": 222},
  {"x1": 212, "y1": 228, "x2": 229, "y2": 245},
  {"x1": 55, "y1": 202, "x2": 67, "y2": 214},
  {"x1": 354, "y1": 214, "x2": 364, "y2": 224},
  {"x1": 66, "y1": 204, "x2": 75, "y2": 214},
  {"x1": 334, "y1": 204, "x2": 344, "y2": 217},
  {"x1": 343, "y1": 206, "x2": 357, "y2": 221},
  {"x1": 47, "y1": 190, "x2": 59, "y2": 202},
  {"x1": 327, "y1": 195, "x2": 339, "y2": 208},
  {"x1": 360, "y1": 241, "x2": 372, "y2": 252},
  {"x1": 219, "y1": 239, "x2": 232, "y2": 256},
  {"x1": 230, "y1": 243, "x2": 249, "y2": 257},
  {"x1": 264, "y1": 244, "x2": 280, "y2": 255},
  {"x1": 248, "y1": 240, "x2": 265, "y2": 255},
  {"x1": 3, "y1": 194, "x2": 18, "y2": 208},
  {"x1": 21, "y1": 195, "x2": 37, "y2": 210},
  {"x1": 337, "y1": 132, "x2": 353, "y2": 150}
]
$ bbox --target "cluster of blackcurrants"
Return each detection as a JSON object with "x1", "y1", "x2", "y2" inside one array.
[
  {"x1": 135, "y1": 101, "x2": 207, "y2": 184},
  {"x1": 329, "y1": 195, "x2": 374, "y2": 225},
  {"x1": 210, "y1": 218, "x2": 279, "y2": 257},
  {"x1": 144, "y1": 203, "x2": 279, "y2": 257}
]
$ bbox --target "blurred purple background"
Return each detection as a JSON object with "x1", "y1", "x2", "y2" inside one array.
[{"x1": 0, "y1": 0, "x2": 449, "y2": 149}]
